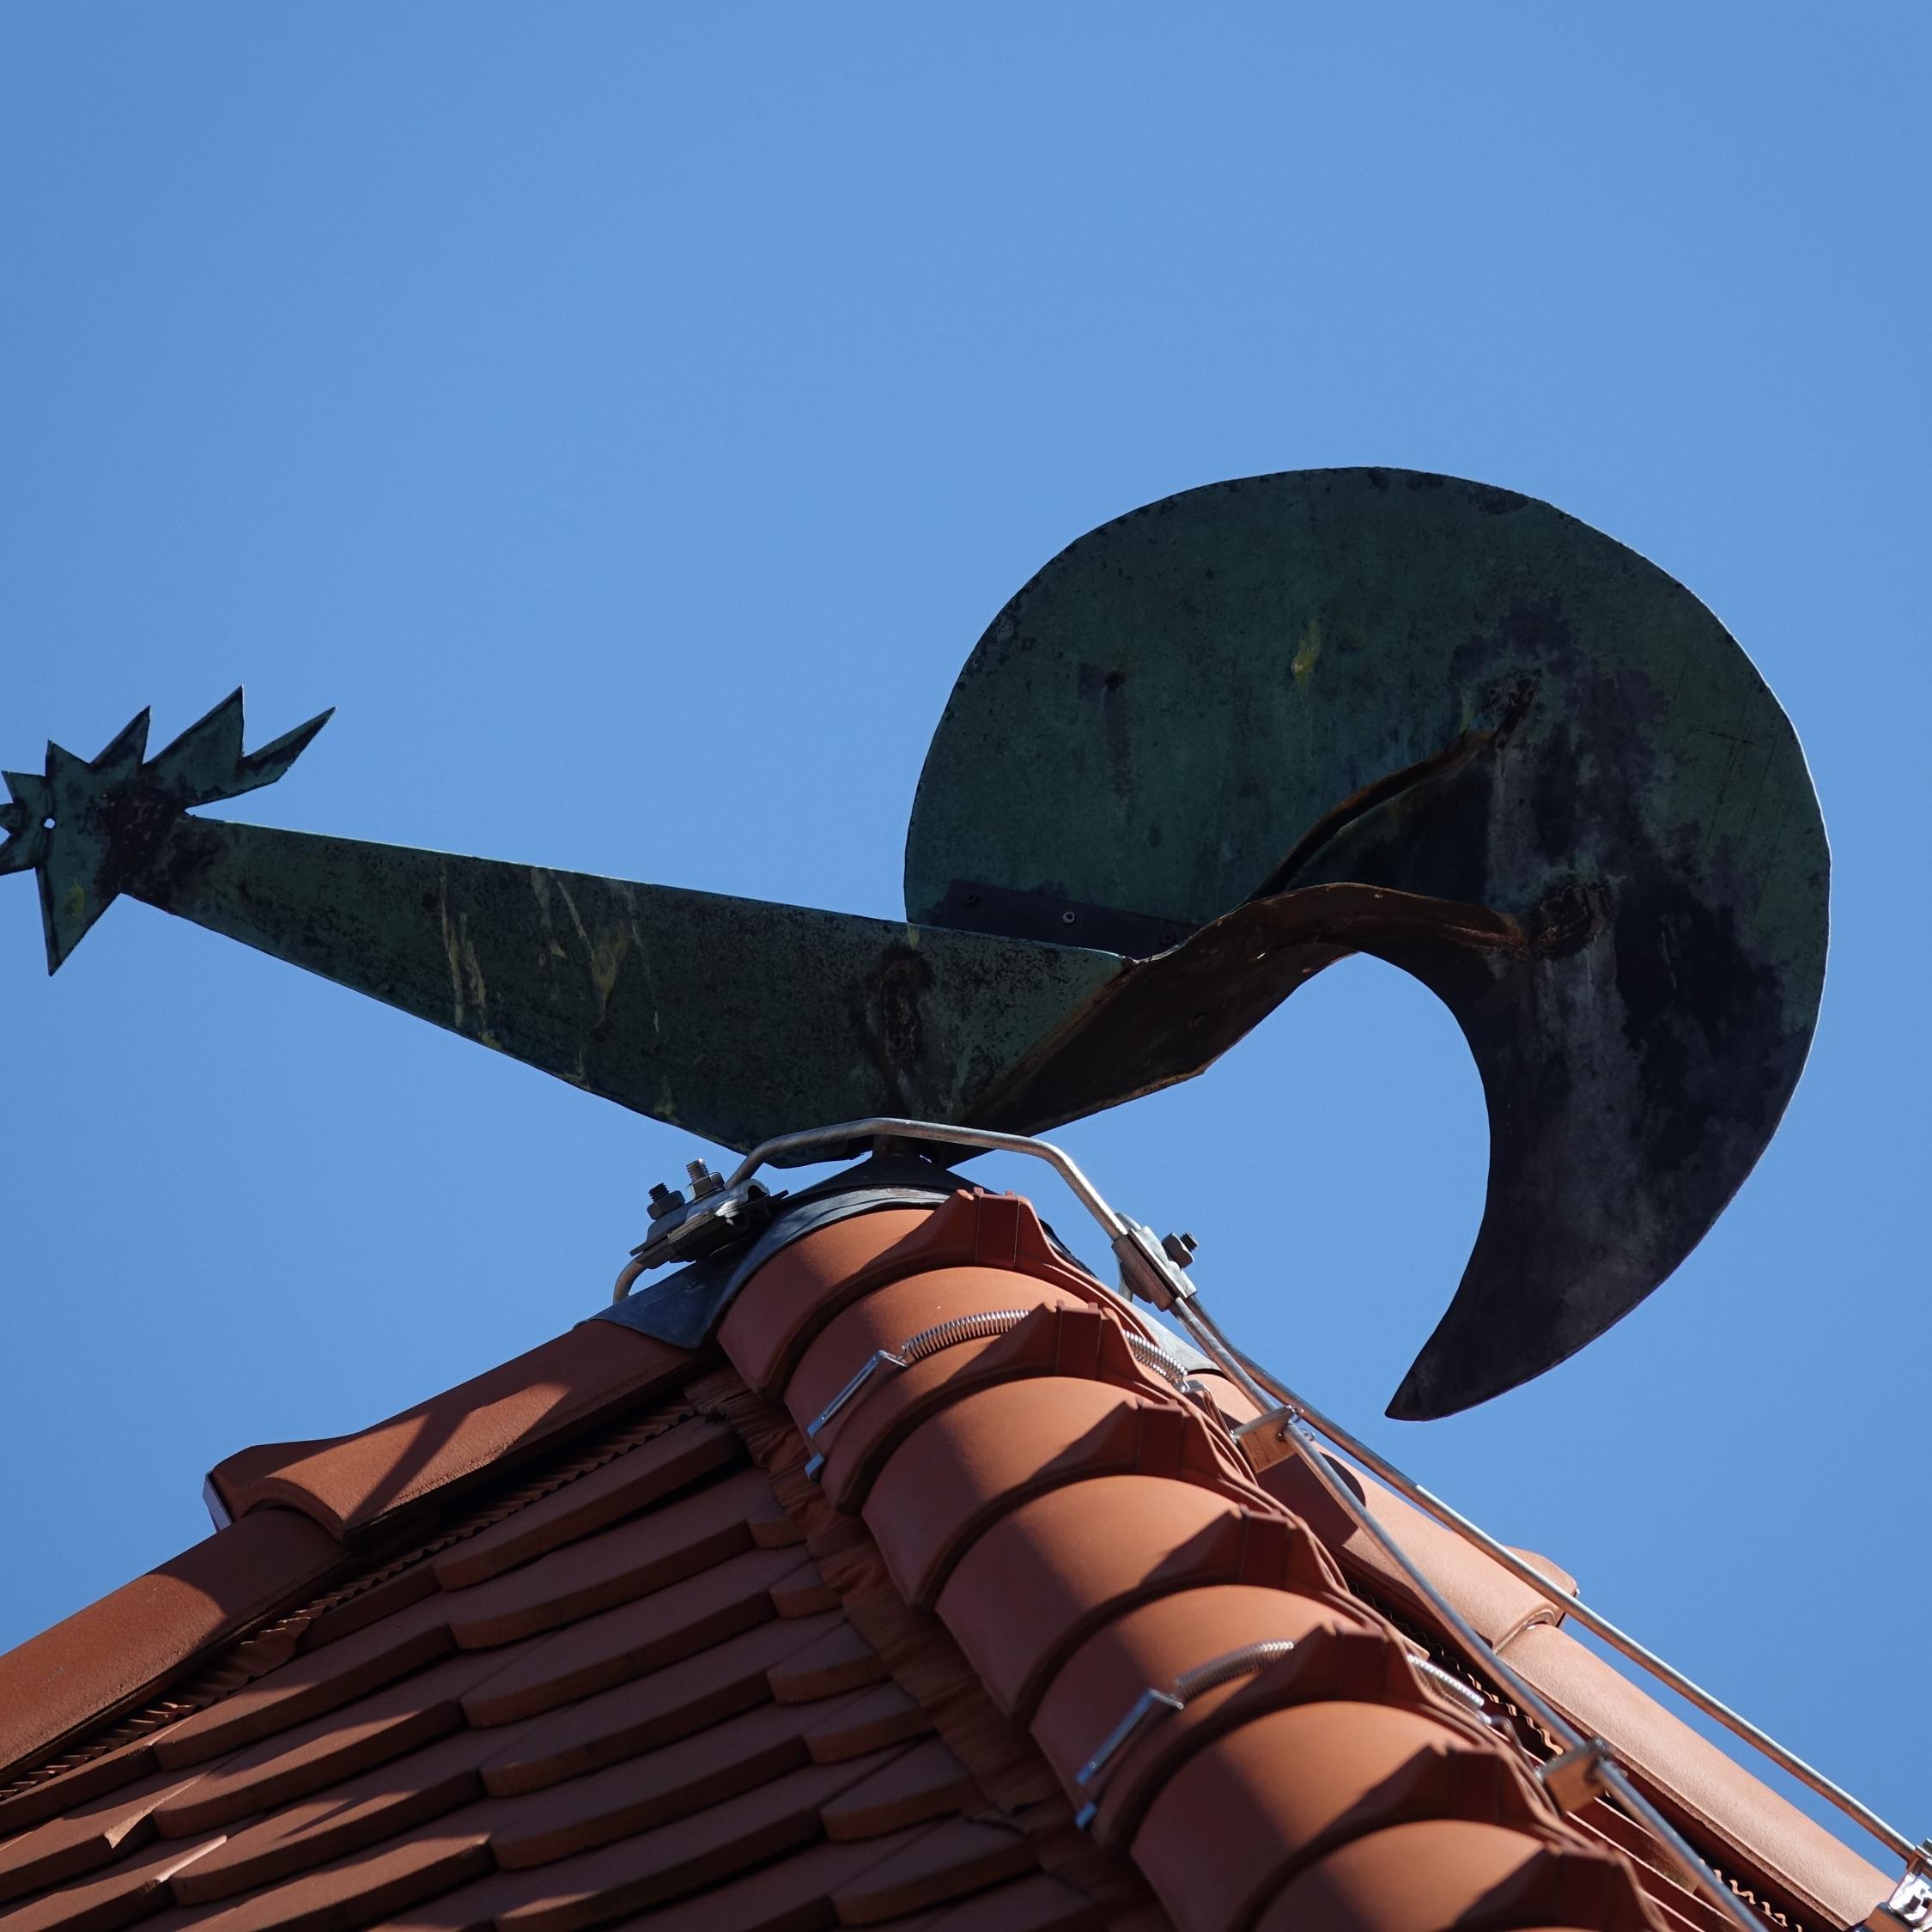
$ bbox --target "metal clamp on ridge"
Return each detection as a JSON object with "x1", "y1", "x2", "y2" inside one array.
[
  {"x1": 1540, "y1": 1737, "x2": 1616, "y2": 1814},
  {"x1": 1873, "y1": 1862, "x2": 1932, "y2": 1931},
  {"x1": 1112, "y1": 1218, "x2": 1198, "y2": 1311},
  {"x1": 1073, "y1": 1638, "x2": 1299, "y2": 1830},
  {"x1": 617, "y1": 1159, "x2": 781, "y2": 1293},
  {"x1": 802, "y1": 1308, "x2": 1034, "y2": 1480},
  {"x1": 800, "y1": 1303, "x2": 1210, "y2": 1482}
]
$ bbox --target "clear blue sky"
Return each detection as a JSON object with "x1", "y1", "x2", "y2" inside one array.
[{"x1": 3, "y1": 3, "x2": 1925, "y2": 1853}]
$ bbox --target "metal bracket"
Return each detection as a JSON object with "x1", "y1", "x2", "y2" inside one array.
[
  {"x1": 799, "y1": 1308, "x2": 1029, "y2": 1481},
  {"x1": 1540, "y1": 1738, "x2": 1616, "y2": 1814},
  {"x1": 799, "y1": 1299, "x2": 1208, "y2": 1481},
  {"x1": 1230, "y1": 1405, "x2": 1300, "y2": 1474},
  {"x1": 625, "y1": 1162, "x2": 779, "y2": 1276},
  {"x1": 1111, "y1": 1219, "x2": 1197, "y2": 1310},
  {"x1": 1073, "y1": 1637, "x2": 1298, "y2": 1829},
  {"x1": 1874, "y1": 1867, "x2": 1932, "y2": 1931}
]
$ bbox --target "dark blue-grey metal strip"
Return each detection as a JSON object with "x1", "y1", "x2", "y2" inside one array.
[{"x1": 590, "y1": 1185, "x2": 954, "y2": 1349}]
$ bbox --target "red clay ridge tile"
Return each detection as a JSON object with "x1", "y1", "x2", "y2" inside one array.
[
  {"x1": 785, "y1": 1272, "x2": 1088, "y2": 1445},
  {"x1": 1079, "y1": 1622, "x2": 1455, "y2": 1854},
  {"x1": 1257, "y1": 1453, "x2": 1578, "y2": 1649},
  {"x1": 937, "y1": 1479, "x2": 1323, "y2": 1721},
  {"x1": 0, "y1": 1510, "x2": 341, "y2": 1785},
  {"x1": 204, "y1": 1325, "x2": 693, "y2": 1540},
  {"x1": 1252, "y1": 1818, "x2": 1656, "y2": 1932},
  {"x1": 1131, "y1": 1700, "x2": 1544, "y2": 1932},
  {"x1": 720, "y1": 1208, "x2": 945, "y2": 1394},
  {"x1": 796, "y1": 1290, "x2": 1182, "y2": 1512},
  {"x1": 721, "y1": 1191, "x2": 1107, "y2": 1396},
  {"x1": 1029, "y1": 1583, "x2": 1373, "y2": 1807},
  {"x1": 866, "y1": 1380, "x2": 1252, "y2": 1608},
  {"x1": 1499, "y1": 1621, "x2": 1892, "y2": 1928},
  {"x1": 458, "y1": 1544, "x2": 806, "y2": 1727}
]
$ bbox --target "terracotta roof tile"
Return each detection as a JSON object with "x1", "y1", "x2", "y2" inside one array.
[
  {"x1": 0, "y1": 1743, "x2": 166, "y2": 1845},
  {"x1": 0, "y1": 1832, "x2": 225, "y2": 1932},
  {"x1": 1251, "y1": 1819, "x2": 1654, "y2": 1932},
  {"x1": 539, "y1": 1826, "x2": 940, "y2": 1932},
  {"x1": 719, "y1": 1191, "x2": 1115, "y2": 1397},
  {"x1": 477, "y1": 1612, "x2": 842, "y2": 1795},
  {"x1": 787, "y1": 1276, "x2": 1100, "y2": 1509},
  {"x1": 1131, "y1": 1699, "x2": 1545, "y2": 1932},
  {"x1": 869, "y1": 1381, "x2": 1251, "y2": 1608},
  {"x1": 428, "y1": 1418, "x2": 741, "y2": 1592},
  {"x1": 0, "y1": 1771, "x2": 203, "y2": 1906},
  {"x1": 1500, "y1": 1623, "x2": 1891, "y2": 1928},
  {"x1": 186, "y1": 1812, "x2": 498, "y2": 1932},
  {"x1": 1029, "y1": 1584, "x2": 1373, "y2": 1822},
  {"x1": 2, "y1": 1358, "x2": 1143, "y2": 1932},
  {"x1": 489, "y1": 1693, "x2": 878, "y2": 1869},
  {"x1": 769, "y1": 1557, "x2": 841, "y2": 1618},
  {"x1": 291, "y1": 1567, "x2": 444, "y2": 1657},
  {"x1": 153, "y1": 1649, "x2": 516, "y2": 1838},
  {"x1": 0, "y1": 1511, "x2": 341, "y2": 1783},
  {"x1": 456, "y1": 1543, "x2": 805, "y2": 1726},
  {"x1": 0, "y1": 1177, "x2": 1892, "y2": 1932},
  {"x1": 819, "y1": 1738, "x2": 981, "y2": 1842},
  {"x1": 720, "y1": 1209, "x2": 949, "y2": 1394},
  {"x1": 1257, "y1": 1450, "x2": 1581, "y2": 1648},
  {"x1": 484, "y1": 1748, "x2": 910, "y2": 1932},
  {"x1": 437, "y1": 1464, "x2": 781, "y2": 1648},
  {"x1": 933, "y1": 1479, "x2": 1279, "y2": 1718},
  {"x1": 170, "y1": 1720, "x2": 544, "y2": 1906},
  {"x1": 829, "y1": 1814, "x2": 1036, "y2": 1925},
  {"x1": 768, "y1": 1623, "x2": 890, "y2": 1705},
  {"x1": 799, "y1": 1681, "x2": 933, "y2": 1766},
  {"x1": 918, "y1": 1868, "x2": 1104, "y2": 1932},
  {"x1": 724, "y1": 1194, "x2": 1890, "y2": 1932},
  {"x1": 203, "y1": 1327, "x2": 693, "y2": 1540},
  {"x1": 150, "y1": 1600, "x2": 457, "y2": 1771}
]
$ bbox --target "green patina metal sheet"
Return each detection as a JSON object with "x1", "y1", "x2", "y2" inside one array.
[
  {"x1": 127, "y1": 818, "x2": 1124, "y2": 1152},
  {"x1": 908, "y1": 470, "x2": 1828, "y2": 1415},
  {"x1": 908, "y1": 468, "x2": 1825, "y2": 1029}
]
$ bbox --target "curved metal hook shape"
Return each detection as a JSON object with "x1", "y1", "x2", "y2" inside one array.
[{"x1": 907, "y1": 469, "x2": 1829, "y2": 1419}]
